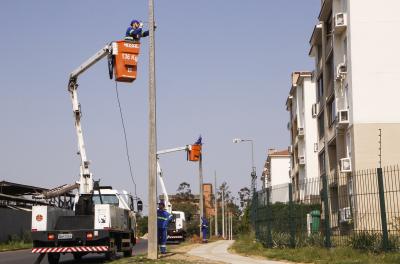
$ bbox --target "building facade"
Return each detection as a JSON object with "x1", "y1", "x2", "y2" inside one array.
[
  {"x1": 309, "y1": 0, "x2": 400, "y2": 230},
  {"x1": 286, "y1": 72, "x2": 319, "y2": 202},
  {"x1": 262, "y1": 149, "x2": 291, "y2": 203}
]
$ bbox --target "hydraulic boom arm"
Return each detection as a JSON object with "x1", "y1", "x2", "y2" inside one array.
[{"x1": 68, "y1": 44, "x2": 112, "y2": 195}]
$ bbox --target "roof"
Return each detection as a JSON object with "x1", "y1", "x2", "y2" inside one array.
[
  {"x1": 268, "y1": 149, "x2": 290, "y2": 157},
  {"x1": 0, "y1": 180, "x2": 48, "y2": 196}
]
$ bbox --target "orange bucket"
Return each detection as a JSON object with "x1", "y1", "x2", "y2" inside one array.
[
  {"x1": 189, "y1": 144, "x2": 202, "y2": 161},
  {"x1": 113, "y1": 40, "x2": 140, "y2": 83}
]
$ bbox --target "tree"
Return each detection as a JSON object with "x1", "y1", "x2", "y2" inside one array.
[
  {"x1": 238, "y1": 187, "x2": 251, "y2": 212},
  {"x1": 176, "y1": 182, "x2": 194, "y2": 201}
]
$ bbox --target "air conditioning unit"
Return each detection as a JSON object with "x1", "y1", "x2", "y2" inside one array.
[
  {"x1": 314, "y1": 143, "x2": 318, "y2": 153},
  {"x1": 312, "y1": 103, "x2": 319, "y2": 118},
  {"x1": 334, "y1": 13, "x2": 347, "y2": 34},
  {"x1": 339, "y1": 207, "x2": 352, "y2": 222},
  {"x1": 338, "y1": 109, "x2": 349, "y2": 127},
  {"x1": 336, "y1": 62, "x2": 347, "y2": 80},
  {"x1": 340, "y1": 157, "x2": 352, "y2": 172},
  {"x1": 299, "y1": 156, "x2": 306, "y2": 165},
  {"x1": 297, "y1": 127, "x2": 304, "y2": 137},
  {"x1": 288, "y1": 145, "x2": 293, "y2": 154}
]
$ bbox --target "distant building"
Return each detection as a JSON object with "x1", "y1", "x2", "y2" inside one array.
[
  {"x1": 262, "y1": 149, "x2": 290, "y2": 203},
  {"x1": 286, "y1": 71, "x2": 319, "y2": 202},
  {"x1": 160, "y1": 183, "x2": 215, "y2": 218},
  {"x1": 202, "y1": 183, "x2": 215, "y2": 217}
]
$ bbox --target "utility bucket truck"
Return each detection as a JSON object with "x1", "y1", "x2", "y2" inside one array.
[
  {"x1": 157, "y1": 143, "x2": 202, "y2": 243},
  {"x1": 31, "y1": 40, "x2": 143, "y2": 264}
]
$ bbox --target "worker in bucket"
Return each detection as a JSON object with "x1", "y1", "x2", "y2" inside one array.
[
  {"x1": 201, "y1": 216, "x2": 209, "y2": 243},
  {"x1": 157, "y1": 201, "x2": 172, "y2": 254},
  {"x1": 125, "y1": 19, "x2": 149, "y2": 41}
]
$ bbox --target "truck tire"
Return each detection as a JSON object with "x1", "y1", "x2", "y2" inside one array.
[
  {"x1": 123, "y1": 247, "x2": 133, "y2": 257},
  {"x1": 47, "y1": 253, "x2": 60, "y2": 264},
  {"x1": 73, "y1": 252, "x2": 83, "y2": 261},
  {"x1": 105, "y1": 249, "x2": 116, "y2": 261}
]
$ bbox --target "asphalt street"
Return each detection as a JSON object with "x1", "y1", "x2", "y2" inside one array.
[{"x1": 0, "y1": 239, "x2": 148, "y2": 264}]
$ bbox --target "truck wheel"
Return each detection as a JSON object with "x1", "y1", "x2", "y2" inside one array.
[
  {"x1": 47, "y1": 253, "x2": 60, "y2": 264},
  {"x1": 123, "y1": 248, "x2": 133, "y2": 257},
  {"x1": 105, "y1": 249, "x2": 116, "y2": 261},
  {"x1": 73, "y1": 252, "x2": 83, "y2": 261}
]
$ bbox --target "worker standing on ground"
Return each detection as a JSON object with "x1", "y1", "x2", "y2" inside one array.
[
  {"x1": 201, "y1": 217, "x2": 209, "y2": 243},
  {"x1": 157, "y1": 201, "x2": 172, "y2": 254},
  {"x1": 125, "y1": 19, "x2": 149, "y2": 41}
]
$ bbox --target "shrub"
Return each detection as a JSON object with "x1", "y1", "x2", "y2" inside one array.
[{"x1": 347, "y1": 232, "x2": 380, "y2": 251}]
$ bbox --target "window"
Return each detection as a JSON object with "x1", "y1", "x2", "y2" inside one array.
[
  {"x1": 327, "y1": 97, "x2": 336, "y2": 126},
  {"x1": 317, "y1": 75, "x2": 324, "y2": 101},
  {"x1": 92, "y1": 194, "x2": 119, "y2": 206},
  {"x1": 318, "y1": 111, "x2": 325, "y2": 139},
  {"x1": 319, "y1": 151, "x2": 326, "y2": 175}
]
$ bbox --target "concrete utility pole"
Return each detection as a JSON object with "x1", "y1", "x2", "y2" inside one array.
[
  {"x1": 147, "y1": 0, "x2": 158, "y2": 259},
  {"x1": 221, "y1": 188, "x2": 225, "y2": 239},
  {"x1": 199, "y1": 153, "x2": 204, "y2": 239},
  {"x1": 214, "y1": 171, "x2": 218, "y2": 236}
]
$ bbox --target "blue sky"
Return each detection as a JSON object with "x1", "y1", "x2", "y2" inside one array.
[{"x1": 0, "y1": 0, "x2": 320, "y2": 211}]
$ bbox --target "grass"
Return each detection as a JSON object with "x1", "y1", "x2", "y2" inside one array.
[
  {"x1": 0, "y1": 241, "x2": 32, "y2": 252},
  {"x1": 230, "y1": 234, "x2": 400, "y2": 264}
]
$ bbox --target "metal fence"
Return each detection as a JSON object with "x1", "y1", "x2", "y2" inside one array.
[{"x1": 251, "y1": 165, "x2": 400, "y2": 251}]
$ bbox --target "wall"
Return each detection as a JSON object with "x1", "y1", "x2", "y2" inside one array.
[
  {"x1": 303, "y1": 77, "x2": 319, "y2": 180},
  {"x1": 270, "y1": 157, "x2": 291, "y2": 186},
  {"x1": 0, "y1": 208, "x2": 31, "y2": 243},
  {"x1": 348, "y1": 0, "x2": 400, "y2": 124}
]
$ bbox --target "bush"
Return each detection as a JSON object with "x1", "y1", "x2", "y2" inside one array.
[
  {"x1": 271, "y1": 232, "x2": 291, "y2": 248},
  {"x1": 347, "y1": 232, "x2": 381, "y2": 251},
  {"x1": 303, "y1": 233, "x2": 325, "y2": 247}
]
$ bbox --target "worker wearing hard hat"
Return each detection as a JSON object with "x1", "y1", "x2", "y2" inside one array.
[
  {"x1": 125, "y1": 20, "x2": 149, "y2": 41},
  {"x1": 157, "y1": 201, "x2": 172, "y2": 254}
]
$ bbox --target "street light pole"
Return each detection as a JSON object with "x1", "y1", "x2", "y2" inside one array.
[
  {"x1": 233, "y1": 138, "x2": 257, "y2": 196},
  {"x1": 147, "y1": 0, "x2": 158, "y2": 259}
]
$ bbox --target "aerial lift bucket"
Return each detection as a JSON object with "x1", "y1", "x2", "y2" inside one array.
[
  {"x1": 112, "y1": 40, "x2": 141, "y2": 82},
  {"x1": 188, "y1": 144, "x2": 202, "y2": 161}
]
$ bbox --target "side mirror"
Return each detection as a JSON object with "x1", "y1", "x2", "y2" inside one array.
[{"x1": 137, "y1": 200, "x2": 143, "y2": 212}]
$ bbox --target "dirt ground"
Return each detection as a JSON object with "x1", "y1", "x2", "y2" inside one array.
[{"x1": 162, "y1": 241, "x2": 225, "y2": 264}]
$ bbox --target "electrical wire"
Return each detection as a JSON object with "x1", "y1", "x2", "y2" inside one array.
[{"x1": 114, "y1": 81, "x2": 137, "y2": 197}]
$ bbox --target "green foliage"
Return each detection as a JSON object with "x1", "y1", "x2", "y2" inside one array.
[
  {"x1": 347, "y1": 232, "x2": 381, "y2": 251},
  {"x1": 136, "y1": 214, "x2": 148, "y2": 236}
]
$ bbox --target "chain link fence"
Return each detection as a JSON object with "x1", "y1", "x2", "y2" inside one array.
[{"x1": 251, "y1": 165, "x2": 400, "y2": 251}]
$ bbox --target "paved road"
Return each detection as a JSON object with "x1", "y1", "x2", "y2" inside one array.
[
  {"x1": 0, "y1": 239, "x2": 148, "y2": 264},
  {"x1": 188, "y1": 240, "x2": 286, "y2": 264}
]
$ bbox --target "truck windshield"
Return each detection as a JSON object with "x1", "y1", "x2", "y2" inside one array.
[{"x1": 92, "y1": 194, "x2": 119, "y2": 206}]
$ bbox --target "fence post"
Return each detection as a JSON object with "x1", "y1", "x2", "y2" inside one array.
[
  {"x1": 322, "y1": 174, "x2": 331, "y2": 248},
  {"x1": 377, "y1": 167, "x2": 389, "y2": 251},
  {"x1": 266, "y1": 187, "x2": 273, "y2": 248},
  {"x1": 288, "y1": 183, "x2": 296, "y2": 248}
]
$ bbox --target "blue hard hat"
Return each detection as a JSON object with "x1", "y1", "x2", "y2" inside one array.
[{"x1": 131, "y1": 19, "x2": 140, "y2": 26}]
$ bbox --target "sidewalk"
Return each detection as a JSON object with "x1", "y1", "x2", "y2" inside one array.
[{"x1": 188, "y1": 240, "x2": 288, "y2": 264}]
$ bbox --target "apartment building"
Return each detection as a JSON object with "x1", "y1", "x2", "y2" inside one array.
[
  {"x1": 309, "y1": 0, "x2": 400, "y2": 230},
  {"x1": 286, "y1": 72, "x2": 319, "y2": 202}
]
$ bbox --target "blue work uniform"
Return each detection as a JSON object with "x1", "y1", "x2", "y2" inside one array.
[
  {"x1": 201, "y1": 217, "x2": 209, "y2": 242},
  {"x1": 125, "y1": 26, "x2": 149, "y2": 41},
  {"x1": 157, "y1": 209, "x2": 172, "y2": 254}
]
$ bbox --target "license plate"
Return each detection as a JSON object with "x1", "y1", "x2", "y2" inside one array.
[{"x1": 58, "y1": 233, "x2": 73, "y2": 239}]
